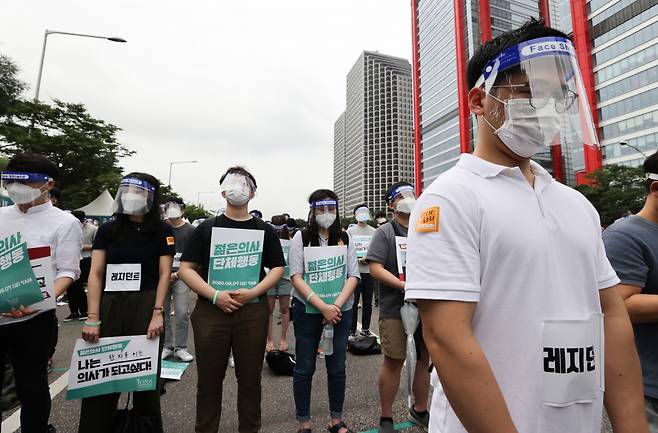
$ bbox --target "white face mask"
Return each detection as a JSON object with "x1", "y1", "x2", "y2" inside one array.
[
  {"x1": 316, "y1": 212, "x2": 336, "y2": 229},
  {"x1": 224, "y1": 187, "x2": 250, "y2": 206},
  {"x1": 166, "y1": 207, "x2": 182, "y2": 219},
  {"x1": 120, "y1": 193, "x2": 149, "y2": 215},
  {"x1": 6, "y1": 183, "x2": 45, "y2": 204},
  {"x1": 485, "y1": 96, "x2": 561, "y2": 158},
  {"x1": 396, "y1": 198, "x2": 416, "y2": 214}
]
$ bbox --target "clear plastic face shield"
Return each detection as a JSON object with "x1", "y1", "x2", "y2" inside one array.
[
  {"x1": 311, "y1": 199, "x2": 338, "y2": 229},
  {"x1": 354, "y1": 206, "x2": 372, "y2": 223},
  {"x1": 0, "y1": 171, "x2": 52, "y2": 205},
  {"x1": 220, "y1": 173, "x2": 256, "y2": 207},
  {"x1": 164, "y1": 201, "x2": 184, "y2": 220},
  {"x1": 387, "y1": 185, "x2": 416, "y2": 214},
  {"x1": 112, "y1": 177, "x2": 155, "y2": 216},
  {"x1": 475, "y1": 37, "x2": 599, "y2": 158}
]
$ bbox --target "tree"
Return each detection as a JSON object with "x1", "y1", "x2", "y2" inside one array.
[
  {"x1": 575, "y1": 164, "x2": 646, "y2": 227},
  {"x1": 0, "y1": 53, "x2": 133, "y2": 210},
  {"x1": 184, "y1": 203, "x2": 211, "y2": 222}
]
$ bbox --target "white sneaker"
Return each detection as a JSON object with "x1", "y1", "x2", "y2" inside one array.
[
  {"x1": 175, "y1": 348, "x2": 194, "y2": 362},
  {"x1": 161, "y1": 348, "x2": 174, "y2": 360}
]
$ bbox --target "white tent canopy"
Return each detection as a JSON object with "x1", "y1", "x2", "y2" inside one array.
[{"x1": 77, "y1": 189, "x2": 114, "y2": 218}]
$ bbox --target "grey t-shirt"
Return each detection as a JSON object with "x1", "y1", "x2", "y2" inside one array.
[
  {"x1": 172, "y1": 222, "x2": 195, "y2": 270},
  {"x1": 347, "y1": 223, "x2": 376, "y2": 274},
  {"x1": 603, "y1": 215, "x2": 658, "y2": 398},
  {"x1": 366, "y1": 220, "x2": 407, "y2": 319}
]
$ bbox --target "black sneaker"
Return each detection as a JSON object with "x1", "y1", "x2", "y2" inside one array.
[
  {"x1": 409, "y1": 406, "x2": 429, "y2": 431},
  {"x1": 78, "y1": 314, "x2": 88, "y2": 321},
  {"x1": 63, "y1": 314, "x2": 79, "y2": 322}
]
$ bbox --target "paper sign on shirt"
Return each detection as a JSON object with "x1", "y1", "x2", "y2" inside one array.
[
  {"x1": 303, "y1": 245, "x2": 347, "y2": 314},
  {"x1": 105, "y1": 264, "x2": 142, "y2": 292},
  {"x1": 28, "y1": 246, "x2": 56, "y2": 311},
  {"x1": 66, "y1": 335, "x2": 159, "y2": 400},
  {"x1": 208, "y1": 228, "x2": 263, "y2": 303},
  {"x1": 395, "y1": 236, "x2": 408, "y2": 279},
  {"x1": 0, "y1": 224, "x2": 43, "y2": 313},
  {"x1": 541, "y1": 315, "x2": 604, "y2": 407},
  {"x1": 173, "y1": 252, "x2": 182, "y2": 269},
  {"x1": 352, "y1": 235, "x2": 372, "y2": 259},
  {"x1": 160, "y1": 359, "x2": 190, "y2": 381},
  {"x1": 280, "y1": 239, "x2": 292, "y2": 279}
]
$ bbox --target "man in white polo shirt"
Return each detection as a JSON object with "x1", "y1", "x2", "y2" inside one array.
[
  {"x1": 405, "y1": 19, "x2": 648, "y2": 433},
  {"x1": 0, "y1": 152, "x2": 82, "y2": 433}
]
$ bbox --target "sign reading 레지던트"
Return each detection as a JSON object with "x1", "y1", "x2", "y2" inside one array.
[
  {"x1": 66, "y1": 335, "x2": 159, "y2": 400},
  {"x1": 208, "y1": 228, "x2": 264, "y2": 302},
  {"x1": 0, "y1": 224, "x2": 44, "y2": 314},
  {"x1": 303, "y1": 245, "x2": 347, "y2": 314}
]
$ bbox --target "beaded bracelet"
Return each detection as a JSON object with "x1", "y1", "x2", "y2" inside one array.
[{"x1": 84, "y1": 321, "x2": 101, "y2": 327}]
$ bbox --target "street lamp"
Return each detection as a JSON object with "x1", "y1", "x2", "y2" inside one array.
[
  {"x1": 197, "y1": 191, "x2": 216, "y2": 207},
  {"x1": 34, "y1": 29, "x2": 127, "y2": 102},
  {"x1": 168, "y1": 160, "x2": 198, "y2": 187},
  {"x1": 620, "y1": 141, "x2": 647, "y2": 159}
]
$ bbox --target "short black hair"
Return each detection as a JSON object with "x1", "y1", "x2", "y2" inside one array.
[
  {"x1": 353, "y1": 203, "x2": 368, "y2": 214},
  {"x1": 49, "y1": 187, "x2": 61, "y2": 200},
  {"x1": 250, "y1": 209, "x2": 263, "y2": 219},
  {"x1": 220, "y1": 166, "x2": 257, "y2": 191},
  {"x1": 71, "y1": 210, "x2": 86, "y2": 222},
  {"x1": 385, "y1": 181, "x2": 414, "y2": 203},
  {"x1": 643, "y1": 152, "x2": 658, "y2": 193},
  {"x1": 6, "y1": 152, "x2": 59, "y2": 181},
  {"x1": 374, "y1": 211, "x2": 386, "y2": 219},
  {"x1": 466, "y1": 18, "x2": 570, "y2": 90},
  {"x1": 163, "y1": 196, "x2": 185, "y2": 209}
]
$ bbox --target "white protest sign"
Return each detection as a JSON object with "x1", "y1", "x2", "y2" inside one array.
[
  {"x1": 352, "y1": 235, "x2": 372, "y2": 259},
  {"x1": 395, "y1": 236, "x2": 407, "y2": 278}
]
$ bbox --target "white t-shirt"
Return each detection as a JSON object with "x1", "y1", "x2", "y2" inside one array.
[{"x1": 404, "y1": 154, "x2": 619, "y2": 433}]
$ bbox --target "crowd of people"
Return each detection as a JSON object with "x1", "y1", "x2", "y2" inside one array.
[{"x1": 1, "y1": 18, "x2": 658, "y2": 433}]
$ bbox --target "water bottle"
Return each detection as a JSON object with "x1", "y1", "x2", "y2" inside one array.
[{"x1": 322, "y1": 324, "x2": 334, "y2": 356}]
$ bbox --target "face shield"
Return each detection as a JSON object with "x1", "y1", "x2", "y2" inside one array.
[
  {"x1": 354, "y1": 206, "x2": 372, "y2": 223},
  {"x1": 164, "y1": 201, "x2": 184, "y2": 220},
  {"x1": 476, "y1": 37, "x2": 598, "y2": 157},
  {"x1": 112, "y1": 177, "x2": 156, "y2": 216},
  {"x1": 0, "y1": 171, "x2": 52, "y2": 205},
  {"x1": 387, "y1": 185, "x2": 416, "y2": 214},
  {"x1": 311, "y1": 199, "x2": 338, "y2": 229},
  {"x1": 221, "y1": 173, "x2": 255, "y2": 206}
]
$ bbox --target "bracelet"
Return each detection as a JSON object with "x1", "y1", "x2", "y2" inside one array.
[
  {"x1": 153, "y1": 306, "x2": 163, "y2": 311},
  {"x1": 306, "y1": 292, "x2": 316, "y2": 302},
  {"x1": 84, "y1": 321, "x2": 101, "y2": 327},
  {"x1": 212, "y1": 290, "x2": 220, "y2": 305},
  {"x1": 87, "y1": 312, "x2": 99, "y2": 316}
]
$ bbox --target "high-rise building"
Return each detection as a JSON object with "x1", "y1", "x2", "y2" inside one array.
[
  {"x1": 333, "y1": 51, "x2": 415, "y2": 218},
  {"x1": 412, "y1": 0, "x2": 658, "y2": 191}
]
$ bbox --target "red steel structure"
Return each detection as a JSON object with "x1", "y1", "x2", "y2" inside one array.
[{"x1": 411, "y1": 0, "x2": 603, "y2": 191}]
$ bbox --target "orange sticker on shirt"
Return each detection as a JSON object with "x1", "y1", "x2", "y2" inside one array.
[
  {"x1": 166, "y1": 236, "x2": 175, "y2": 246},
  {"x1": 416, "y1": 207, "x2": 440, "y2": 233}
]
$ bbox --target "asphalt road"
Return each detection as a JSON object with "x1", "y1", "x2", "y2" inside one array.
[{"x1": 2, "y1": 294, "x2": 613, "y2": 433}]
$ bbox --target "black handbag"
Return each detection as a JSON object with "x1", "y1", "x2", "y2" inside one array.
[
  {"x1": 347, "y1": 335, "x2": 381, "y2": 356},
  {"x1": 112, "y1": 393, "x2": 163, "y2": 433},
  {"x1": 265, "y1": 350, "x2": 296, "y2": 376}
]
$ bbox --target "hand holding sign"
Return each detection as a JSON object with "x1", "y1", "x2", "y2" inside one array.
[
  {"x1": 1, "y1": 305, "x2": 37, "y2": 319},
  {"x1": 147, "y1": 314, "x2": 164, "y2": 340},
  {"x1": 82, "y1": 324, "x2": 100, "y2": 343}
]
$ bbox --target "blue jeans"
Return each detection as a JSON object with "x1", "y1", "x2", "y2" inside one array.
[{"x1": 292, "y1": 301, "x2": 352, "y2": 422}]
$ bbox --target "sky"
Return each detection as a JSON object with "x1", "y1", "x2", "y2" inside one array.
[{"x1": 1, "y1": 0, "x2": 412, "y2": 218}]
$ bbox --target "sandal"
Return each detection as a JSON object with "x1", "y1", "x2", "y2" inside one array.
[{"x1": 327, "y1": 421, "x2": 353, "y2": 433}]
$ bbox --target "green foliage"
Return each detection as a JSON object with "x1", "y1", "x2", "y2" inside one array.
[
  {"x1": 160, "y1": 185, "x2": 182, "y2": 201},
  {"x1": 184, "y1": 203, "x2": 211, "y2": 222},
  {"x1": 575, "y1": 164, "x2": 646, "y2": 227},
  {"x1": 0, "y1": 53, "x2": 133, "y2": 210},
  {"x1": 0, "y1": 55, "x2": 26, "y2": 115}
]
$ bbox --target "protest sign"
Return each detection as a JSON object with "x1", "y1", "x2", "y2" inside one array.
[
  {"x1": 160, "y1": 360, "x2": 190, "y2": 381},
  {"x1": 0, "y1": 224, "x2": 44, "y2": 314},
  {"x1": 280, "y1": 239, "x2": 291, "y2": 278},
  {"x1": 352, "y1": 235, "x2": 372, "y2": 259},
  {"x1": 395, "y1": 236, "x2": 407, "y2": 280},
  {"x1": 303, "y1": 245, "x2": 347, "y2": 314}
]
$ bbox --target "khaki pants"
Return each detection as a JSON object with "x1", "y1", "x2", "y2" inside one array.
[
  {"x1": 191, "y1": 298, "x2": 269, "y2": 433},
  {"x1": 78, "y1": 291, "x2": 164, "y2": 433}
]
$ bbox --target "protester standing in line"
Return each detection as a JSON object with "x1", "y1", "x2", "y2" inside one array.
[
  {"x1": 179, "y1": 166, "x2": 285, "y2": 433},
  {"x1": 288, "y1": 189, "x2": 359, "y2": 433},
  {"x1": 64, "y1": 210, "x2": 97, "y2": 322},
  {"x1": 347, "y1": 204, "x2": 376, "y2": 338},
  {"x1": 0, "y1": 152, "x2": 82, "y2": 433},
  {"x1": 266, "y1": 214, "x2": 293, "y2": 353},
  {"x1": 603, "y1": 152, "x2": 658, "y2": 433},
  {"x1": 162, "y1": 197, "x2": 195, "y2": 362},
  {"x1": 79, "y1": 172, "x2": 173, "y2": 433}
]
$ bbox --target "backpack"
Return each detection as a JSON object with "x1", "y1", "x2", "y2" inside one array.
[
  {"x1": 347, "y1": 335, "x2": 381, "y2": 356},
  {"x1": 265, "y1": 350, "x2": 296, "y2": 376}
]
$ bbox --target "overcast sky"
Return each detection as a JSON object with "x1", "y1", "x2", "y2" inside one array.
[{"x1": 2, "y1": 0, "x2": 412, "y2": 218}]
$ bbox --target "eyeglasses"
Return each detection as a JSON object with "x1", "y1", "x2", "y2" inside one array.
[{"x1": 490, "y1": 84, "x2": 579, "y2": 113}]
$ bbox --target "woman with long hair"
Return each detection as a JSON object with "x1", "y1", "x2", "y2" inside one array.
[
  {"x1": 78, "y1": 172, "x2": 174, "y2": 433},
  {"x1": 288, "y1": 189, "x2": 360, "y2": 433}
]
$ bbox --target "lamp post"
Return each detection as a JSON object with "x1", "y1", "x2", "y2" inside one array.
[
  {"x1": 620, "y1": 141, "x2": 647, "y2": 159},
  {"x1": 168, "y1": 161, "x2": 198, "y2": 187},
  {"x1": 34, "y1": 30, "x2": 127, "y2": 102},
  {"x1": 197, "y1": 191, "x2": 216, "y2": 207}
]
